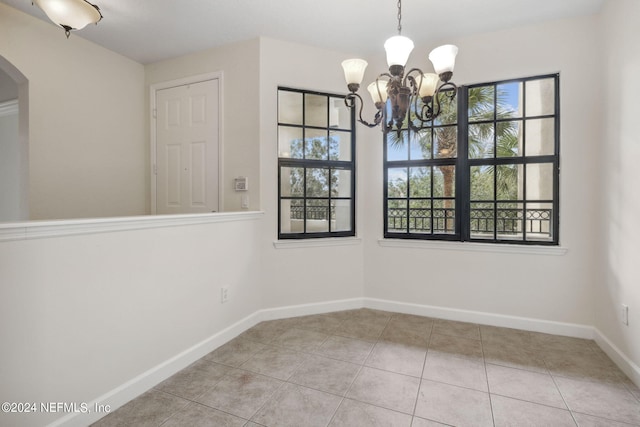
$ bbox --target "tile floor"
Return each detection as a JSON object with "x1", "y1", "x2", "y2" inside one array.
[{"x1": 92, "y1": 309, "x2": 640, "y2": 426}]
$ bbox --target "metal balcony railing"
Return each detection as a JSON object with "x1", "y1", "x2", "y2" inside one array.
[
  {"x1": 387, "y1": 207, "x2": 552, "y2": 237},
  {"x1": 290, "y1": 205, "x2": 335, "y2": 220},
  {"x1": 290, "y1": 205, "x2": 552, "y2": 238}
]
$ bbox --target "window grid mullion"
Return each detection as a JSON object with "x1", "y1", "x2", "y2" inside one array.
[
  {"x1": 406, "y1": 165, "x2": 411, "y2": 234},
  {"x1": 457, "y1": 86, "x2": 469, "y2": 241}
]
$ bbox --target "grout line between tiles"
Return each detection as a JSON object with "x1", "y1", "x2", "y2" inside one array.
[{"x1": 480, "y1": 331, "x2": 497, "y2": 427}]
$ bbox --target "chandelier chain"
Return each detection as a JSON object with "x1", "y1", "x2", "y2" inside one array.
[{"x1": 397, "y1": 0, "x2": 402, "y2": 34}]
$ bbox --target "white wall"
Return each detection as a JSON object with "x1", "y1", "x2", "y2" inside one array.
[
  {"x1": 258, "y1": 37, "x2": 365, "y2": 310},
  {"x1": 145, "y1": 39, "x2": 261, "y2": 212},
  {"x1": 598, "y1": 0, "x2": 640, "y2": 375},
  {"x1": 0, "y1": 215, "x2": 264, "y2": 427},
  {"x1": 363, "y1": 15, "x2": 602, "y2": 325},
  {"x1": 0, "y1": 4, "x2": 146, "y2": 220}
]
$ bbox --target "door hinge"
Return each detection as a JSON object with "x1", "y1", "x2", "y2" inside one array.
[
  {"x1": 153, "y1": 164, "x2": 157, "y2": 175},
  {"x1": 152, "y1": 108, "x2": 157, "y2": 119}
]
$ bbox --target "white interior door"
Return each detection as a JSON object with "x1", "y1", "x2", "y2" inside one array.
[{"x1": 155, "y1": 79, "x2": 219, "y2": 214}]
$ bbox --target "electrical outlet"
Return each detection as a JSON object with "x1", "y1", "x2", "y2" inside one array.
[
  {"x1": 221, "y1": 286, "x2": 229, "y2": 304},
  {"x1": 621, "y1": 304, "x2": 629, "y2": 325}
]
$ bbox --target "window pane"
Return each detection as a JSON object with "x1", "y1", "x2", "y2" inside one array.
[
  {"x1": 497, "y1": 82, "x2": 522, "y2": 118},
  {"x1": 306, "y1": 199, "x2": 329, "y2": 232},
  {"x1": 280, "y1": 199, "x2": 304, "y2": 234},
  {"x1": 526, "y1": 163, "x2": 553, "y2": 200},
  {"x1": 330, "y1": 97, "x2": 351, "y2": 130},
  {"x1": 305, "y1": 94, "x2": 328, "y2": 127},
  {"x1": 469, "y1": 123, "x2": 493, "y2": 159},
  {"x1": 409, "y1": 167, "x2": 431, "y2": 198},
  {"x1": 410, "y1": 130, "x2": 431, "y2": 160},
  {"x1": 409, "y1": 200, "x2": 431, "y2": 234},
  {"x1": 387, "y1": 200, "x2": 407, "y2": 232},
  {"x1": 434, "y1": 126, "x2": 457, "y2": 158},
  {"x1": 332, "y1": 200, "x2": 352, "y2": 232},
  {"x1": 496, "y1": 121, "x2": 521, "y2": 157},
  {"x1": 496, "y1": 164, "x2": 522, "y2": 200},
  {"x1": 433, "y1": 199, "x2": 455, "y2": 234},
  {"x1": 332, "y1": 168, "x2": 352, "y2": 197},
  {"x1": 470, "y1": 165, "x2": 493, "y2": 200},
  {"x1": 306, "y1": 168, "x2": 329, "y2": 197},
  {"x1": 304, "y1": 129, "x2": 328, "y2": 160},
  {"x1": 525, "y1": 202, "x2": 553, "y2": 241},
  {"x1": 433, "y1": 166, "x2": 455, "y2": 197},
  {"x1": 468, "y1": 85, "x2": 494, "y2": 122},
  {"x1": 278, "y1": 126, "x2": 303, "y2": 159},
  {"x1": 496, "y1": 202, "x2": 523, "y2": 240},
  {"x1": 525, "y1": 118, "x2": 555, "y2": 156},
  {"x1": 278, "y1": 91, "x2": 303, "y2": 125},
  {"x1": 387, "y1": 131, "x2": 409, "y2": 161},
  {"x1": 388, "y1": 168, "x2": 408, "y2": 198},
  {"x1": 329, "y1": 131, "x2": 351, "y2": 161},
  {"x1": 470, "y1": 202, "x2": 494, "y2": 239},
  {"x1": 280, "y1": 167, "x2": 304, "y2": 197},
  {"x1": 525, "y1": 78, "x2": 555, "y2": 117}
]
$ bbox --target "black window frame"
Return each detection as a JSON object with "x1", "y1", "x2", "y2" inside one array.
[
  {"x1": 384, "y1": 74, "x2": 560, "y2": 246},
  {"x1": 278, "y1": 87, "x2": 356, "y2": 239}
]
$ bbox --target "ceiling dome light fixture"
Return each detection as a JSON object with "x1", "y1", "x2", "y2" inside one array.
[
  {"x1": 341, "y1": 0, "x2": 458, "y2": 134},
  {"x1": 33, "y1": 0, "x2": 103, "y2": 38}
]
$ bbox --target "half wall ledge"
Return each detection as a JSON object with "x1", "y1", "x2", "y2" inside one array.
[{"x1": 0, "y1": 211, "x2": 265, "y2": 242}]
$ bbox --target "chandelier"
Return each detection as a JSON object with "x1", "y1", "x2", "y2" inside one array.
[
  {"x1": 341, "y1": 0, "x2": 458, "y2": 134},
  {"x1": 33, "y1": 0, "x2": 103, "y2": 38}
]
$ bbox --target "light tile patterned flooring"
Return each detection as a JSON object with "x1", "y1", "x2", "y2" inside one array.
[{"x1": 93, "y1": 309, "x2": 640, "y2": 426}]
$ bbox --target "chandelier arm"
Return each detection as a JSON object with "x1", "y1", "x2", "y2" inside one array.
[
  {"x1": 378, "y1": 72, "x2": 393, "y2": 83},
  {"x1": 373, "y1": 73, "x2": 390, "y2": 105},
  {"x1": 419, "y1": 102, "x2": 435, "y2": 122},
  {"x1": 413, "y1": 93, "x2": 431, "y2": 124},
  {"x1": 410, "y1": 81, "x2": 459, "y2": 126},
  {"x1": 407, "y1": 118, "x2": 426, "y2": 133},
  {"x1": 435, "y1": 81, "x2": 458, "y2": 98},
  {"x1": 344, "y1": 93, "x2": 382, "y2": 128},
  {"x1": 407, "y1": 100, "x2": 435, "y2": 132},
  {"x1": 409, "y1": 74, "x2": 431, "y2": 125},
  {"x1": 402, "y1": 68, "x2": 424, "y2": 89},
  {"x1": 430, "y1": 81, "x2": 458, "y2": 119},
  {"x1": 385, "y1": 120, "x2": 398, "y2": 136}
]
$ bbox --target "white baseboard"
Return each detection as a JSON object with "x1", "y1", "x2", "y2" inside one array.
[
  {"x1": 50, "y1": 311, "x2": 262, "y2": 427},
  {"x1": 51, "y1": 297, "x2": 639, "y2": 426},
  {"x1": 364, "y1": 297, "x2": 595, "y2": 339},
  {"x1": 593, "y1": 328, "x2": 640, "y2": 388},
  {"x1": 259, "y1": 297, "x2": 364, "y2": 321}
]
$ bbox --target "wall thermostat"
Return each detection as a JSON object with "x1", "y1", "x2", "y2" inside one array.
[{"x1": 234, "y1": 177, "x2": 248, "y2": 191}]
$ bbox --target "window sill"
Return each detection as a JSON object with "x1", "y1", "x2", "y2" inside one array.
[
  {"x1": 378, "y1": 238, "x2": 567, "y2": 256},
  {"x1": 273, "y1": 237, "x2": 362, "y2": 249}
]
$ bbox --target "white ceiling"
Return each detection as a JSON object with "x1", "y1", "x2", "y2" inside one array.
[{"x1": 2, "y1": 0, "x2": 604, "y2": 64}]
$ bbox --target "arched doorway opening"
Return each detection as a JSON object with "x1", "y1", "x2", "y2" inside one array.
[{"x1": 0, "y1": 55, "x2": 29, "y2": 221}]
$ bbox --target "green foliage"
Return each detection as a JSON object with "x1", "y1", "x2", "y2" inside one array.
[
  {"x1": 286, "y1": 135, "x2": 342, "y2": 197},
  {"x1": 387, "y1": 84, "x2": 521, "y2": 203}
]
